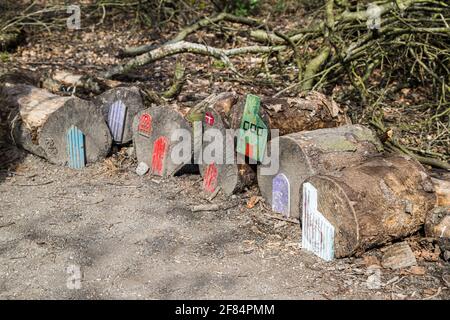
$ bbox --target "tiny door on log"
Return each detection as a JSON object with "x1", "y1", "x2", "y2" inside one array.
[
  {"x1": 236, "y1": 94, "x2": 268, "y2": 162},
  {"x1": 66, "y1": 125, "x2": 86, "y2": 169},
  {"x1": 152, "y1": 136, "x2": 168, "y2": 176},
  {"x1": 272, "y1": 173, "x2": 290, "y2": 217},
  {"x1": 138, "y1": 113, "x2": 152, "y2": 137},
  {"x1": 203, "y1": 163, "x2": 219, "y2": 193},
  {"x1": 301, "y1": 182, "x2": 335, "y2": 261},
  {"x1": 107, "y1": 100, "x2": 127, "y2": 142}
]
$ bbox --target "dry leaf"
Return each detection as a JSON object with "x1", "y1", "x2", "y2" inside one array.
[{"x1": 246, "y1": 195, "x2": 261, "y2": 209}]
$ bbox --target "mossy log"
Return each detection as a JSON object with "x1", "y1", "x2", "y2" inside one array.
[
  {"x1": 304, "y1": 155, "x2": 436, "y2": 258},
  {"x1": 257, "y1": 125, "x2": 382, "y2": 219}
]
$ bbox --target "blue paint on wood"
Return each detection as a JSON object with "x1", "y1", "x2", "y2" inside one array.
[
  {"x1": 66, "y1": 125, "x2": 86, "y2": 169},
  {"x1": 108, "y1": 100, "x2": 127, "y2": 142},
  {"x1": 272, "y1": 173, "x2": 290, "y2": 217}
]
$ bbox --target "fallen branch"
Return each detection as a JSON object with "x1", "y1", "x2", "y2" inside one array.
[
  {"x1": 191, "y1": 202, "x2": 238, "y2": 212},
  {"x1": 370, "y1": 120, "x2": 450, "y2": 170},
  {"x1": 104, "y1": 40, "x2": 286, "y2": 79},
  {"x1": 120, "y1": 12, "x2": 263, "y2": 57}
]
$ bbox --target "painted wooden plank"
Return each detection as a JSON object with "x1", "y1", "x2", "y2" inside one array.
[
  {"x1": 66, "y1": 125, "x2": 86, "y2": 169},
  {"x1": 107, "y1": 100, "x2": 127, "y2": 142},
  {"x1": 236, "y1": 94, "x2": 268, "y2": 162},
  {"x1": 152, "y1": 136, "x2": 168, "y2": 175},
  {"x1": 301, "y1": 182, "x2": 335, "y2": 261},
  {"x1": 272, "y1": 173, "x2": 290, "y2": 217},
  {"x1": 203, "y1": 163, "x2": 218, "y2": 193},
  {"x1": 138, "y1": 113, "x2": 152, "y2": 137}
]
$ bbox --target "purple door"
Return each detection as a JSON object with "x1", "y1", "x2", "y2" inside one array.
[
  {"x1": 108, "y1": 100, "x2": 127, "y2": 143},
  {"x1": 272, "y1": 173, "x2": 290, "y2": 217}
]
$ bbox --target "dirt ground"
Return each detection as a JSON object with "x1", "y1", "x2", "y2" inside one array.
[{"x1": 0, "y1": 145, "x2": 448, "y2": 300}]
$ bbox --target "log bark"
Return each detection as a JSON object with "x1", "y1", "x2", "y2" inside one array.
[
  {"x1": 257, "y1": 124, "x2": 382, "y2": 219},
  {"x1": 1, "y1": 82, "x2": 112, "y2": 166},
  {"x1": 431, "y1": 178, "x2": 450, "y2": 207},
  {"x1": 41, "y1": 70, "x2": 121, "y2": 95},
  {"x1": 93, "y1": 86, "x2": 146, "y2": 144},
  {"x1": 132, "y1": 105, "x2": 193, "y2": 177},
  {"x1": 304, "y1": 155, "x2": 436, "y2": 258},
  {"x1": 198, "y1": 91, "x2": 350, "y2": 195}
]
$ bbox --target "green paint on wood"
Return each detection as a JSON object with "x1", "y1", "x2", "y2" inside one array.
[{"x1": 236, "y1": 94, "x2": 268, "y2": 162}]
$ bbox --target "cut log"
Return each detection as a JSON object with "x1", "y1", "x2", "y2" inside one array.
[
  {"x1": 303, "y1": 155, "x2": 436, "y2": 258},
  {"x1": 431, "y1": 178, "x2": 450, "y2": 207},
  {"x1": 93, "y1": 86, "x2": 146, "y2": 144},
  {"x1": 42, "y1": 70, "x2": 121, "y2": 95},
  {"x1": 196, "y1": 92, "x2": 256, "y2": 195},
  {"x1": 132, "y1": 105, "x2": 193, "y2": 177},
  {"x1": 257, "y1": 124, "x2": 382, "y2": 219},
  {"x1": 2, "y1": 82, "x2": 112, "y2": 167},
  {"x1": 425, "y1": 206, "x2": 450, "y2": 239},
  {"x1": 198, "y1": 91, "x2": 350, "y2": 195}
]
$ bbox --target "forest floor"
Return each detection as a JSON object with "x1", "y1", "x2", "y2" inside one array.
[{"x1": 0, "y1": 1, "x2": 449, "y2": 299}]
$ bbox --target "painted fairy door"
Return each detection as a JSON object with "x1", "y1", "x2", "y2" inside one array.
[
  {"x1": 66, "y1": 125, "x2": 86, "y2": 169},
  {"x1": 236, "y1": 94, "x2": 268, "y2": 162},
  {"x1": 138, "y1": 113, "x2": 152, "y2": 137},
  {"x1": 107, "y1": 100, "x2": 127, "y2": 143},
  {"x1": 272, "y1": 173, "x2": 290, "y2": 216},
  {"x1": 152, "y1": 136, "x2": 168, "y2": 175},
  {"x1": 301, "y1": 182, "x2": 335, "y2": 261}
]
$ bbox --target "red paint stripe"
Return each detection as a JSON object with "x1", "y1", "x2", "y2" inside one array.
[
  {"x1": 245, "y1": 143, "x2": 253, "y2": 158},
  {"x1": 203, "y1": 163, "x2": 218, "y2": 193}
]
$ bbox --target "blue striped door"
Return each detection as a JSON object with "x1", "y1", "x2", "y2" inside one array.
[
  {"x1": 107, "y1": 100, "x2": 127, "y2": 142},
  {"x1": 66, "y1": 125, "x2": 86, "y2": 169}
]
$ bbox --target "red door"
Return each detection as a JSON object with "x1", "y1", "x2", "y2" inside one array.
[
  {"x1": 203, "y1": 163, "x2": 218, "y2": 193},
  {"x1": 152, "y1": 136, "x2": 168, "y2": 175}
]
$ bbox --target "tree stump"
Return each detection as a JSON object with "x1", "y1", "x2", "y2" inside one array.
[
  {"x1": 303, "y1": 155, "x2": 436, "y2": 258},
  {"x1": 257, "y1": 124, "x2": 382, "y2": 219},
  {"x1": 93, "y1": 86, "x2": 146, "y2": 144},
  {"x1": 132, "y1": 105, "x2": 193, "y2": 177},
  {"x1": 198, "y1": 91, "x2": 350, "y2": 195},
  {"x1": 2, "y1": 83, "x2": 112, "y2": 167}
]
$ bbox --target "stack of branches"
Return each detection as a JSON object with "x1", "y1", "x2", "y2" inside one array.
[{"x1": 104, "y1": 0, "x2": 449, "y2": 168}]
